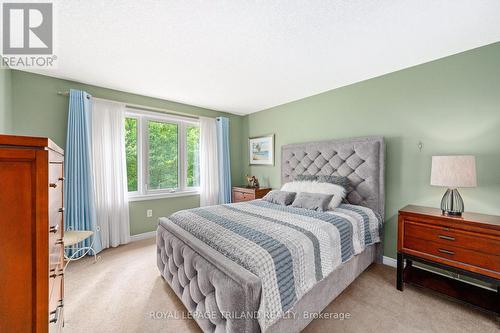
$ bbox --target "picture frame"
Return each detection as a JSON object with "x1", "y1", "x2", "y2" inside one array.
[{"x1": 248, "y1": 134, "x2": 274, "y2": 165}]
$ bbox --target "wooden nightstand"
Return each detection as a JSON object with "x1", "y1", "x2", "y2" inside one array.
[
  {"x1": 232, "y1": 186, "x2": 272, "y2": 203},
  {"x1": 397, "y1": 205, "x2": 500, "y2": 314}
]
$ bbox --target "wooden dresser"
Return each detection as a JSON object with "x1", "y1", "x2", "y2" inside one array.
[
  {"x1": 397, "y1": 205, "x2": 499, "y2": 313},
  {"x1": 232, "y1": 186, "x2": 272, "y2": 203},
  {"x1": 0, "y1": 134, "x2": 65, "y2": 332}
]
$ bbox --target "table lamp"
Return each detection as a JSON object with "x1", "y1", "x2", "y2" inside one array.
[{"x1": 430, "y1": 155, "x2": 477, "y2": 216}]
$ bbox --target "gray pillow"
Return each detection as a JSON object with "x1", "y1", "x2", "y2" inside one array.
[
  {"x1": 291, "y1": 192, "x2": 333, "y2": 212},
  {"x1": 316, "y1": 175, "x2": 351, "y2": 189},
  {"x1": 262, "y1": 190, "x2": 296, "y2": 206},
  {"x1": 294, "y1": 174, "x2": 317, "y2": 182}
]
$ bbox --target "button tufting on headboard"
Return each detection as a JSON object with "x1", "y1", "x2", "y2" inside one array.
[{"x1": 281, "y1": 136, "x2": 385, "y2": 219}]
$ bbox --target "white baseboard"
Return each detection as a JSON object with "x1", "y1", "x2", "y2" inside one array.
[
  {"x1": 130, "y1": 231, "x2": 156, "y2": 242},
  {"x1": 382, "y1": 255, "x2": 397, "y2": 268}
]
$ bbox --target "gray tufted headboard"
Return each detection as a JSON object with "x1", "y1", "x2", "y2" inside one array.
[{"x1": 281, "y1": 136, "x2": 385, "y2": 219}]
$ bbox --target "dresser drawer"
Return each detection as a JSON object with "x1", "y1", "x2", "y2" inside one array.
[
  {"x1": 49, "y1": 265, "x2": 63, "y2": 302},
  {"x1": 49, "y1": 164, "x2": 64, "y2": 228},
  {"x1": 48, "y1": 275, "x2": 63, "y2": 328},
  {"x1": 49, "y1": 236, "x2": 64, "y2": 265},
  {"x1": 233, "y1": 191, "x2": 255, "y2": 202},
  {"x1": 48, "y1": 220, "x2": 62, "y2": 239},
  {"x1": 49, "y1": 162, "x2": 64, "y2": 185},
  {"x1": 49, "y1": 264, "x2": 63, "y2": 288},
  {"x1": 404, "y1": 236, "x2": 500, "y2": 272},
  {"x1": 404, "y1": 220, "x2": 500, "y2": 255},
  {"x1": 49, "y1": 200, "x2": 63, "y2": 228},
  {"x1": 49, "y1": 308, "x2": 64, "y2": 333},
  {"x1": 48, "y1": 226, "x2": 63, "y2": 273},
  {"x1": 49, "y1": 150, "x2": 64, "y2": 163}
]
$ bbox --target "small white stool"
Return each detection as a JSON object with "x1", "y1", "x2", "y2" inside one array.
[{"x1": 63, "y1": 230, "x2": 99, "y2": 271}]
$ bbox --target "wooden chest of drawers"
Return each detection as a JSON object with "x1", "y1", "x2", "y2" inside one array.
[
  {"x1": 0, "y1": 135, "x2": 65, "y2": 332},
  {"x1": 232, "y1": 186, "x2": 272, "y2": 203},
  {"x1": 397, "y1": 205, "x2": 500, "y2": 313}
]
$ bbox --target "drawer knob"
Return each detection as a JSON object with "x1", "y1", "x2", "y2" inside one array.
[
  {"x1": 58, "y1": 207, "x2": 65, "y2": 213},
  {"x1": 49, "y1": 183, "x2": 57, "y2": 188},
  {"x1": 58, "y1": 177, "x2": 65, "y2": 181},
  {"x1": 49, "y1": 225, "x2": 59, "y2": 234},
  {"x1": 438, "y1": 235, "x2": 455, "y2": 241},
  {"x1": 438, "y1": 248, "x2": 455, "y2": 255},
  {"x1": 55, "y1": 239, "x2": 64, "y2": 245}
]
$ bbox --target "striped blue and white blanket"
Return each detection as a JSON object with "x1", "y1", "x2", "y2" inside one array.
[{"x1": 167, "y1": 200, "x2": 381, "y2": 330}]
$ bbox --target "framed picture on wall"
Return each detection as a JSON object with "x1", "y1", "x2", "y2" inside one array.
[{"x1": 249, "y1": 134, "x2": 274, "y2": 165}]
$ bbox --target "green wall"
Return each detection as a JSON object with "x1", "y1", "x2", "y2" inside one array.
[
  {"x1": 0, "y1": 68, "x2": 12, "y2": 133},
  {"x1": 8, "y1": 70, "x2": 246, "y2": 235},
  {"x1": 243, "y1": 42, "x2": 500, "y2": 259},
  {"x1": 5, "y1": 43, "x2": 500, "y2": 253}
]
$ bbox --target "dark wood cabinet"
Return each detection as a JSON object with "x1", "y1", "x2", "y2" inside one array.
[
  {"x1": 232, "y1": 186, "x2": 272, "y2": 203},
  {"x1": 0, "y1": 134, "x2": 65, "y2": 332},
  {"x1": 397, "y1": 205, "x2": 500, "y2": 314}
]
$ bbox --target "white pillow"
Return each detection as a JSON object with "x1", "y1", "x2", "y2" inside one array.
[{"x1": 281, "y1": 181, "x2": 346, "y2": 210}]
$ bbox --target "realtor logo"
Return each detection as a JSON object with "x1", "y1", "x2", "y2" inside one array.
[
  {"x1": 2, "y1": 2, "x2": 53, "y2": 54},
  {"x1": 1, "y1": 2, "x2": 56, "y2": 68}
]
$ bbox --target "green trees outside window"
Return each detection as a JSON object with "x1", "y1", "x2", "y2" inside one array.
[
  {"x1": 186, "y1": 125, "x2": 200, "y2": 187},
  {"x1": 125, "y1": 114, "x2": 200, "y2": 195},
  {"x1": 125, "y1": 118, "x2": 137, "y2": 191},
  {"x1": 148, "y1": 121, "x2": 178, "y2": 189}
]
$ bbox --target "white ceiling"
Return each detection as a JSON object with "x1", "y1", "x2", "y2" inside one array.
[{"x1": 23, "y1": 0, "x2": 500, "y2": 114}]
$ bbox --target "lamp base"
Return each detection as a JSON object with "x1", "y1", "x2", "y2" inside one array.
[
  {"x1": 442, "y1": 210, "x2": 462, "y2": 217},
  {"x1": 440, "y1": 188, "x2": 464, "y2": 217}
]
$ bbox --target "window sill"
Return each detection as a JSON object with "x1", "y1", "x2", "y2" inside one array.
[{"x1": 128, "y1": 190, "x2": 200, "y2": 202}]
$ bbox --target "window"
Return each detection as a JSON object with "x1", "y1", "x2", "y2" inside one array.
[
  {"x1": 125, "y1": 118, "x2": 138, "y2": 192},
  {"x1": 125, "y1": 109, "x2": 200, "y2": 199},
  {"x1": 186, "y1": 125, "x2": 200, "y2": 187},
  {"x1": 148, "y1": 121, "x2": 178, "y2": 190}
]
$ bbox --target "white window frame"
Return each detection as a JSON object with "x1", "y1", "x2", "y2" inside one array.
[{"x1": 125, "y1": 108, "x2": 200, "y2": 201}]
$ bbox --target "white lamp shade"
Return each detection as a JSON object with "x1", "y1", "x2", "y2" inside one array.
[{"x1": 431, "y1": 155, "x2": 477, "y2": 188}]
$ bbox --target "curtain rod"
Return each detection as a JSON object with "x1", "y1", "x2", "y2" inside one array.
[{"x1": 57, "y1": 90, "x2": 201, "y2": 120}]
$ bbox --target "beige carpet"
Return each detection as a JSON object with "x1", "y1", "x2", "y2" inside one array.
[{"x1": 64, "y1": 238, "x2": 499, "y2": 333}]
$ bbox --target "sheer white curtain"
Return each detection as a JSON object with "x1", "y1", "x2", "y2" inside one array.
[
  {"x1": 91, "y1": 98, "x2": 130, "y2": 248},
  {"x1": 199, "y1": 117, "x2": 220, "y2": 206}
]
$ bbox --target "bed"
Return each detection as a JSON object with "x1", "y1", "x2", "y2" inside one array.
[{"x1": 156, "y1": 136, "x2": 385, "y2": 333}]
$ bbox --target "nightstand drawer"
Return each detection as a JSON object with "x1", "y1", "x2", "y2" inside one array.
[
  {"x1": 232, "y1": 186, "x2": 271, "y2": 203},
  {"x1": 233, "y1": 191, "x2": 255, "y2": 202},
  {"x1": 404, "y1": 236, "x2": 500, "y2": 272},
  {"x1": 404, "y1": 220, "x2": 500, "y2": 255}
]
